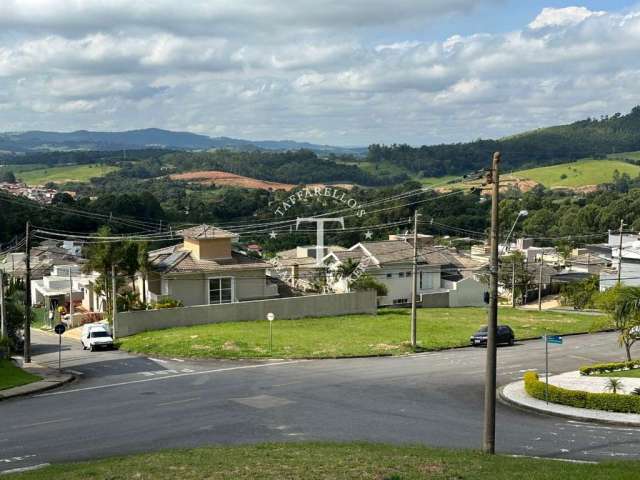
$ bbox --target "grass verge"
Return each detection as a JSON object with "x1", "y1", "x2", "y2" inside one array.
[
  {"x1": 595, "y1": 369, "x2": 640, "y2": 378},
  {"x1": 118, "y1": 307, "x2": 602, "y2": 359},
  {"x1": 6, "y1": 442, "x2": 639, "y2": 479},
  {"x1": 0, "y1": 359, "x2": 40, "y2": 391}
]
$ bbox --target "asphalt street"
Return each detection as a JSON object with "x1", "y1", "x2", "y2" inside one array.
[{"x1": 1, "y1": 329, "x2": 639, "y2": 472}]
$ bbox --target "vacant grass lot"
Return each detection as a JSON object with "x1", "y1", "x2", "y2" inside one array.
[
  {"x1": 8, "y1": 442, "x2": 639, "y2": 480},
  {"x1": 516, "y1": 159, "x2": 640, "y2": 188},
  {"x1": 0, "y1": 359, "x2": 40, "y2": 391},
  {"x1": 118, "y1": 307, "x2": 601, "y2": 359},
  {"x1": 17, "y1": 163, "x2": 118, "y2": 185}
]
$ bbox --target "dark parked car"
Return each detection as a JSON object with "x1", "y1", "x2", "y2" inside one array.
[{"x1": 470, "y1": 325, "x2": 515, "y2": 346}]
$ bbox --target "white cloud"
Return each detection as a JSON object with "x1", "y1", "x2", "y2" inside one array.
[
  {"x1": 528, "y1": 6, "x2": 606, "y2": 30},
  {"x1": 0, "y1": 2, "x2": 639, "y2": 145}
]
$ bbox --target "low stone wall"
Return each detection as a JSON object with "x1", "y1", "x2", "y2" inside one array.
[{"x1": 116, "y1": 290, "x2": 378, "y2": 337}]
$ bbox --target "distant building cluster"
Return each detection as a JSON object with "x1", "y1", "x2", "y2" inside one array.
[{"x1": 0, "y1": 181, "x2": 61, "y2": 204}]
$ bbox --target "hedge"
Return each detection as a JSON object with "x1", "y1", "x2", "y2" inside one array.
[
  {"x1": 579, "y1": 360, "x2": 640, "y2": 376},
  {"x1": 523, "y1": 371, "x2": 640, "y2": 414}
]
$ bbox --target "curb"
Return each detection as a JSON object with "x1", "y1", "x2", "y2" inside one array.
[
  {"x1": 0, "y1": 358, "x2": 75, "y2": 401},
  {"x1": 498, "y1": 381, "x2": 640, "y2": 427}
]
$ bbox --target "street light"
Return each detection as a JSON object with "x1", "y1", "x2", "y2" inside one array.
[
  {"x1": 266, "y1": 312, "x2": 275, "y2": 353},
  {"x1": 502, "y1": 210, "x2": 528, "y2": 254}
]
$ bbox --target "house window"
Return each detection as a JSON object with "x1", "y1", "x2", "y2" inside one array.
[
  {"x1": 406, "y1": 271, "x2": 411, "y2": 277},
  {"x1": 209, "y1": 277, "x2": 233, "y2": 304},
  {"x1": 398, "y1": 272, "x2": 404, "y2": 278},
  {"x1": 393, "y1": 298, "x2": 408, "y2": 305},
  {"x1": 386, "y1": 273, "x2": 392, "y2": 278}
]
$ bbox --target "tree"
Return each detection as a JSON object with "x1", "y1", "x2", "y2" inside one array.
[
  {"x1": 0, "y1": 170, "x2": 16, "y2": 183},
  {"x1": 560, "y1": 276, "x2": 599, "y2": 310},
  {"x1": 499, "y1": 252, "x2": 534, "y2": 306},
  {"x1": 82, "y1": 227, "x2": 127, "y2": 320},
  {"x1": 597, "y1": 285, "x2": 640, "y2": 361},
  {"x1": 351, "y1": 274, "x2": 388, "y2": 297}
]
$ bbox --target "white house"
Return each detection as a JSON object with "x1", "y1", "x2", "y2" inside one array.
[
  {"x1": 323, "y1": 237, "x2": 487, "y2": 307},
  {"x1": 31, "y1": 264, "x2": 102, "y2": 312}
]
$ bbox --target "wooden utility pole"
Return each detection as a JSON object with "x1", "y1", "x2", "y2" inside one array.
[
  {"x1": 111, "y1": 264, "x2": 117, "y2": 339},
  {"x1": 0, "y1": 270, "x2": 6, "y2": 339},
  {"x1": 617, "y1": 219, "x2": 625, "y2": 285},
  {"x1": 538, "y1": 252, "x2": 544, "y2": 311},
  {"x1": 410, "y1": 209, "x2": 421, "y2": 349},
  {"x1": 24, "y1": 221, "x2": 32, "y2": 363},
  {"x1": 68, "y1": 267, "x2": 74, "y2": 320},
  {"x1": 483, "y1": 151, "x2": 500, "y2": 455}
]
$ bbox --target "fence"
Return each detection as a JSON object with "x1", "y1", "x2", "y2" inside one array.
[{"x1": 116, "y1": 290, "x2": 377, "y2": 337}]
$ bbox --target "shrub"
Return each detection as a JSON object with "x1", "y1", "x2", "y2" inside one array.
[
  {"x1": 580, "y1": 360, "x2": 640, "y2": 376},
  {"x1": 150, "y1": 296, "x2": 183, "y2": 309},
  {"x1": 523, "y1": 371, "x2": 640, "y2": 413}
]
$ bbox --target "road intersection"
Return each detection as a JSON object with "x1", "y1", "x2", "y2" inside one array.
[{"x1": 1, "y1": 329, "x2": 638, "y2": 473}]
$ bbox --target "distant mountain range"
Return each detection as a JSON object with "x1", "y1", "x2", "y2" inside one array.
[{"x1": 0, "y1": 128, "x2": 366, "y2": 156}]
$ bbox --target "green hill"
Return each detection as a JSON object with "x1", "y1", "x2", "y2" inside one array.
[
  {"x1": 514, "y1": 159, "x2": 640, "y2": 188},
  {"x1": 367, "y1": 106, "x2": 640, "y2": 177}
]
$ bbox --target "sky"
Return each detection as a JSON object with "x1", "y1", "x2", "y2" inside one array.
[{"x1": 1, "y1": 1, "x2": 640, "y2": 146}]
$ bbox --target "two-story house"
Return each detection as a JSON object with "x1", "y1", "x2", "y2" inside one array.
[
  {"x1": 323, "y1": 237, "x2": 487, "y2": 307},
  {"x1": 142, "y1": 224, "x2": 279, "y2": 306}
]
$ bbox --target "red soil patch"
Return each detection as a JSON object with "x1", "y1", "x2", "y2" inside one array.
[{"x1": 169, "y1": 170, "x2": 354, "y2": 191}]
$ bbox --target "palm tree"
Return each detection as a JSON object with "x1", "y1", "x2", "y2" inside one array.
[
  {"x1": 334, "y1": 258, "x2": 360, "y2": 293},
  {"x1": 599, "y1": 285, "x2": 640, "y2": 361},
  {"x1": 82, "y1": 227, "x2": 126, "y2": 320},
  {"x1": 119, "y1": 240, "x2": 141, "y2": 294},
  {"x1": 604, "y1": 377, "x2": 624, "y2": 395}
]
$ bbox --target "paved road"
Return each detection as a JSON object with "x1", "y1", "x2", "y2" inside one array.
[{"x1": 1, "y1": 330, "x2": 639, "y2": 472}]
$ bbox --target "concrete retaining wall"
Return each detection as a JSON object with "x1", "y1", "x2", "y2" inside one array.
[
  {"x1": 420, "y1": 291, "x2": 450, "y2": 308},
  {"x1": 116, "y1": 290, "x2": 378, "y2": 337}
]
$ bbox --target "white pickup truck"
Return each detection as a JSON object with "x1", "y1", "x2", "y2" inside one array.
[{"x1": 80, "y1": 324, "x2": 114, "y2": 351}]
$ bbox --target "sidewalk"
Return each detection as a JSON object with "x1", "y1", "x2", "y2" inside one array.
[
  {"x1": 500, "y1": 376, "x2": 640, "y2": 426},
  {"x1": 0, "y1": 358, "x2": 74, "y2": 401}
]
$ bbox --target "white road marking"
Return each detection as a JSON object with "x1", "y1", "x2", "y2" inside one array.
[
  {"x1": 18, "y1": 418, "x2": 71, "y2": 429},
  {"x1": 171, "y1": 358, "x2": 185, "y2": 362},
  {"x1": 0, "y1": 463, "x2": 49, "y2": 475},
  {"x1": 0, "y1": 455, "x2": 36, "y2": 464},
  {"x1": 67, "y1": 370, "x2": 84, "y2": 375},
  {"x1": 36, "y1": 360, "x2": 307, "y2": 397},
  {"x1": 508, "y1": 454, "x2": 597, "y2": 464},
  {"x1": 156, "y1": 397, "x2": 200, "y2": 407},
  {"x1": 149, "y1": 358, "x2": 168, "y2": 363}
]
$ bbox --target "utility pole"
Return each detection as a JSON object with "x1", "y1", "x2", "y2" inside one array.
[
  {"x1": 0, "y1": 270, "x2": 6, "y2": 339},
  {"x1": 24, "y1": 221, "x2": 32, "y2": 363},
  {"x1": 483, "y1": 151, "x2": 500, "y2": 455},
  {"x1": 538, "y1": 252, "x2": 544, "y2": 311},
  {"x1": 511, "y1": 261, "x2": 516, "y2": 308},
  {"x1": 68, "y1": 266, "x2": 74, "y2": 320},
  {"x1": 617, "y1": 219, "x2": 626, "y2": 285},
  {"x1": 410, "y1": 209, "x2": 421, "y2": 349},
  {"x1": 111, "y1": 264, "x2": 117, "y2": 340}
]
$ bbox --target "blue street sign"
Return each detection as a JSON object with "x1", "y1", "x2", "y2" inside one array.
[{"x1": 546, "y1": 335, "x2": 563, "y2": 345}]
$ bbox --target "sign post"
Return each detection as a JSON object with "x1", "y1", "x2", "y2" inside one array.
[
  {"x1": 544, "y1": 334, "x2": 563, "y2": 403},
  {"x1": 266, "y1": 313, "x2": 275, "y2": 353},
  {"x1": 54, "y1": 322, "x2": 66, "y2": 372}
]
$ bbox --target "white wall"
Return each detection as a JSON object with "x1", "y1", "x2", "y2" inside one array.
[
  {"x1": 117, "y1": 290, "x2": 378, "y2": 337},
  {"x1": 446, "y1": 277, "x2": 488, "y2": 307}
]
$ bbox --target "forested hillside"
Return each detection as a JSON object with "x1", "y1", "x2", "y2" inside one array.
[{"x1": 367, "y1": 106, "x2": 640, "y2": 176}]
